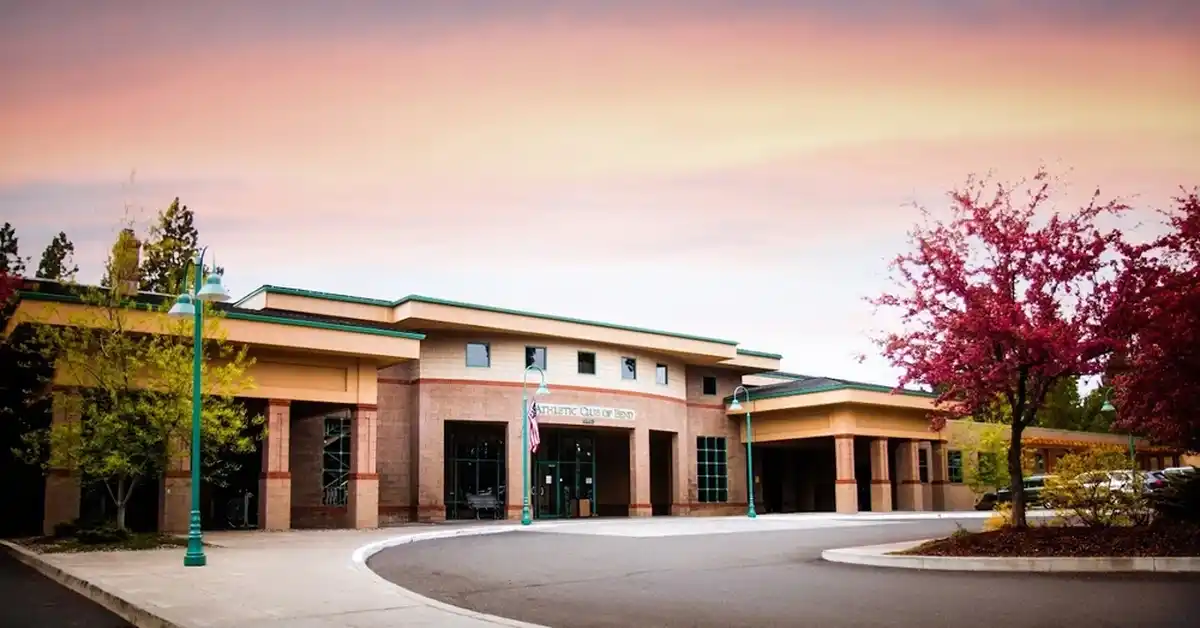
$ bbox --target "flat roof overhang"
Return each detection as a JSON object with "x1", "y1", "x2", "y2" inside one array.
[
  {"x1": 724, "y1": 385, "x2": 937, "y2": 416},
  {"x1": 236, "y1": 285, "x2": 783, "y2": 369},
  {"x1": 7, "y1": 293, "x2": 422, "y2": 367},
  {"x1": 392, "y1": 299, "x2": 741, "y2": 364}
]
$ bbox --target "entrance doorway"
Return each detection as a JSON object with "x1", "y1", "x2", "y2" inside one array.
[
  {"x1": 756, "y1": 437, "x2": 835, "y2": 513},
  {"x1": 534, "y1": 429, "x2": 596, "y2": 519},
  {"x1": 444, "y1": 421, "x2": 507, "y2": 520},
  {"x1": 649, "y1": 430, "x2": 673, "y2": 516}
]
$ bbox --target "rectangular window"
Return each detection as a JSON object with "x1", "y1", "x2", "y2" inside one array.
[
  {"x1": 701, "y1": 376, "x2": 717, "y2": 396},
  {"x1": 577, "y1": 351, "x2": 596, "y2": 375},
  {"x1": 525, "y1": 346, "x2": 547, "y2": 370},
  {"x1": 655, "y1": 363, "x2": 669, "y2": 386},
  {"x1": 696, "y1": 436, "x2": 728, "y2": 503},
  {"x1": 621, "y1": 357, "x2": 637, "y2": 380},
  {"x1": 465, "y1": 342, "x2": 490, "y2": 368},
  {"x1": 918, "y1": 448, "x2": 929, "y2": 483},
  {"x1": 948, "y1": 450, "x2": 964, "y2": 483},
  {"x1": 322, "y1": 413, "x2": 351, "y2": 506}
]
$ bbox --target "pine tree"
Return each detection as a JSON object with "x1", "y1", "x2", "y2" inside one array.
[
  {"x1": 0, "y1": 222, "x2": 27, "y2": 276},
  {"x1": 139, "y1": 198, "x2": 200, "y2": 295},
  {"x1": 36, "y1": 232, "x2": 78, "y2": 281}
]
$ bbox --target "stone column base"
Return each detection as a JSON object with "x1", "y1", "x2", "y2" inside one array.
[
  {"x1": 258, "y1": 474, "x2": 292, "y2": 530},
  {"x1": 159, "y1": 474, "x2": 191, "y2": 534},
  {"x1": 870, "y1": 480, "x2": 893, "y2": 512},
  {"x1": 43, "y1": 471, "x2": 81, "y2": 535},
  {"x1": 629, "y1": 504, "x2": 653, "y2": 517},
  {"x1": 896, "y1": 481, "x2": 925, "y2": 511},
  {"x1": 835, "y1": 480, "x2": 858, "y2": 514},
  {"x1": 348, "y1": 475, "x2": 379, "y2": 529}
]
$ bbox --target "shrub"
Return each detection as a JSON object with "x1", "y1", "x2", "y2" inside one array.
[
  {"x1": 1150, "y1": 471, "x2": 1200, "y2": 524},
  {"x1": 983, "y1": 502, "x2": 1013, "y2": 531},
  {"x1": 1042, "y1": 448, "x2": 1151, "y2": 527},
  {"x1": 51, "y1": 520, "x2": 79, "y2": 539},
  {"x1": 76, "y1": 524, "x2": 131, "y2": 545}
]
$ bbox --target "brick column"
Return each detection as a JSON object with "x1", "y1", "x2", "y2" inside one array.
[
  {"x1": 629, "y1": 427, "x2": 651, "y2": 516},
  {"x1": 43, "y1": 391, "x2": 81, "y2": 535},
  {"x1": 895, "y1": 440, "x2": 925, "y2": 511},
  {"x1": 347, "y1": 404, "x2": 379, "y2": 529},
  {"x1": 159, "y1": 442, "x2": 190, "y2": 534},
  {"x1": 869, "y1": 438, "x2": 892, "y2": 512},
  {"x1": 930, "y1": 441, "x2": 948, "y2": 511},
  {"x1": 506, "y1": 419, "x2": 526, "y2": 520},
  {"x1": 413, "y1": 400, "x2": 445, "y2": 523},
  {"x1": 670, "y1": 430, "x2": 690, "y2": 516},
  {"x1": 834, "y1": 435, "x2": 857, "y2": 514},
  {"x1": 258, "y1": 399, "x2": 291, "y2": 530}
]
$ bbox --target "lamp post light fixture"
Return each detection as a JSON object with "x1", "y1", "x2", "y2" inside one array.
[
  {"x1": 167, "y1": 248, "x2": 231, "y2": 567},
  {"x1": 520, "y1": 364, "x2": 550, "y2": 526},
  {"x1": 1100, "y1": 398, "x2": 1136, "y2": 464},
  {"x1": 728, "y1": 385, "x2": 757, "y2": 519}
]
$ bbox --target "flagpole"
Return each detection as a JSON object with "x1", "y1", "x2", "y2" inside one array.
[{"x1": 521, "y1": 364, "x2": 548, "y2": 526}]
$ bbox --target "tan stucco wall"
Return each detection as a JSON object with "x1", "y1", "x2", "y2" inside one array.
[
  {"x1": 261, "y1": 292, "x2": 392, "y2": 323},
  {"x1": 415, "y1": 333, "x2": 689, "y2": 401},
  {"x1": 739, "y1": 403, "x2": 938, "y2": 444},
  {"x1": 9, "y1": 299, "x2": 419, "y2": 363}
]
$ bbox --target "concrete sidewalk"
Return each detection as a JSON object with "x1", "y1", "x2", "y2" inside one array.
[{"x1": 2, "y1": 523, "x2": 544, "y2": 628}]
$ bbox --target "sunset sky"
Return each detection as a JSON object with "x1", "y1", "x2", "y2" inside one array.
[{"x1": 2, "y1": 0, "x2": 1198, "y2": 384}]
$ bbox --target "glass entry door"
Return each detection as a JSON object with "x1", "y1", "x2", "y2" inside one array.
[
  {"x1": 536, "y1": 461, "x2": 564, "y2": 518},
  {"x1": 533, "y1": 432, "x2": 598, "y2": 519}
]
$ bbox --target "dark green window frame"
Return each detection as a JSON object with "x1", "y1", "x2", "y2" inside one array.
[
  {"x1": 948, "y1": 450, "x2": 964, "y2": 483},
  {"x1": 696, "y1": 436, "x2": 728, "y2": 503}
]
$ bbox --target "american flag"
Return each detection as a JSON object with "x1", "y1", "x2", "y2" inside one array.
[{"x1": 528, "y1": 400, "x2": 541, "y2": 453}]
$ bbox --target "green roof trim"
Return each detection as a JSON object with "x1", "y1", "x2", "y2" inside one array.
[
  {"x1": 735, "y1": 348, "x2": 783, "y2": 360},
  {"x1": 755, "y1": 371, "x2": 809, "y2": 380},
  {"x1": 15, "y1": 290, "x2": 426, "y2": 341},
  {"x1": 722, "y1": 381, "x2": 937, "y2": 404},
  {"x1": 238, "y1": 284, "x2": 744, "y2": 347}
]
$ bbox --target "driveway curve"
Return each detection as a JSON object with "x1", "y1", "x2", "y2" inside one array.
[{"x1": 367, "y1": 517, "x2": 1200, "y2": 628}]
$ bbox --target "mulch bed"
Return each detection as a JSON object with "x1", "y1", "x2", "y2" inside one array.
[
  {"x1": 900, "y1": 522, "x2": 1200, "y2": 558},
  {"x1": 20, "y1": 533, "x2": 188, "y2": 554}
]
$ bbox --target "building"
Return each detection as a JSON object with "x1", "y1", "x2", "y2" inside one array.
[{"x1": 3, "y1": 279, "x2": 1191, "y2": 535}]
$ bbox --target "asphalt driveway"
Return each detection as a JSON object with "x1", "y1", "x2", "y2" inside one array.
[
  {"x1": 369, "y1": 517, "x2": 1200, "y2": 628},
  {"x1": 0, "y1": 550, "x2": 131, "y2": 628}
]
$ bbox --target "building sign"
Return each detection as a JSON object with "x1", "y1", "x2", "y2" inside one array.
[{"x1": 538, "y1": 403, "x2": 636, "y2": 421}]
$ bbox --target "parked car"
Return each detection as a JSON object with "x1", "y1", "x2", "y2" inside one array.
[{"x1": 975, "y1": 474, "x2": 1055, "y2": 510}]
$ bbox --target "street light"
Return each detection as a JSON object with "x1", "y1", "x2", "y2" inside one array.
[
  {"x1": 728, "y1": 386, "x2": 757, "y2": 518},
  {"x1": 520, "y1": 364, "x2": 549, "y2": 526},
  {"x1": 1100, "y1": 398, "x2": 1136, "y2": 464},
  {"x1": 167, "y1": 248, "x2": 230, "y2": 567}
]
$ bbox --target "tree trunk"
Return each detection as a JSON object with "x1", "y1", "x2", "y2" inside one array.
[
  {"x1": 1008, "y1": 424, "x2": 1027, "y2": 528},
  {"x1": 115, "y1": 477, "x2": 128, "y2": 531}
]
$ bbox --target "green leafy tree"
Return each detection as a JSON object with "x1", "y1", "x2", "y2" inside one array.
[
  {"x1": 18, "y1": 230, "x2": 260, "y2": 530},
  {"x1": 140, "y1": 198, "x2": 223, "y2": 295},
  {"x1": 36, "y1": 232, "x2": 79, "y2": 281},
  {"x1": 960, "y1": 423, "x2": 1037, "y2": 495}
]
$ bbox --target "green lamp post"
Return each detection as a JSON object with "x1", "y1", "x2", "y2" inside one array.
[
  {"x1": 167, "y1": 248, "x2": 230, "y2": 567},
  {"x1": 728, "y1": 385, "x2": 757, "y2": 518},
  {"x1": 1101, "y1": 398, "x2": 1136, "y2": 464},
  {"x1": 520, "y1": 364, "x2": 550, "y2": 526}
]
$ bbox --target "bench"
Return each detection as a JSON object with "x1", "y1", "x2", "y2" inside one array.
[{"x1": 466, "y1": 492, "x2": 502, "y2": 519}]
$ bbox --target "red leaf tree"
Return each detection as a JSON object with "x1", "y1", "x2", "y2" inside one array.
[
  {"x1": 871, "y1": 170, "x2": 1127, "y2": 528},
  {"x1": 1107, "y1": 191, "x2": 1200, "y2": 451}
]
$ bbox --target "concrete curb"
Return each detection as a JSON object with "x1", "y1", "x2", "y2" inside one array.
[
  {"x1": 352, "y1": 523, "x2": 552, "y2": 627},
  {"x1": 0, "y1": 540, "x2": 182, "y2": 628},
  {"x1": 821, "y1": 539, "x2": 1200, "y2": 573}
]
